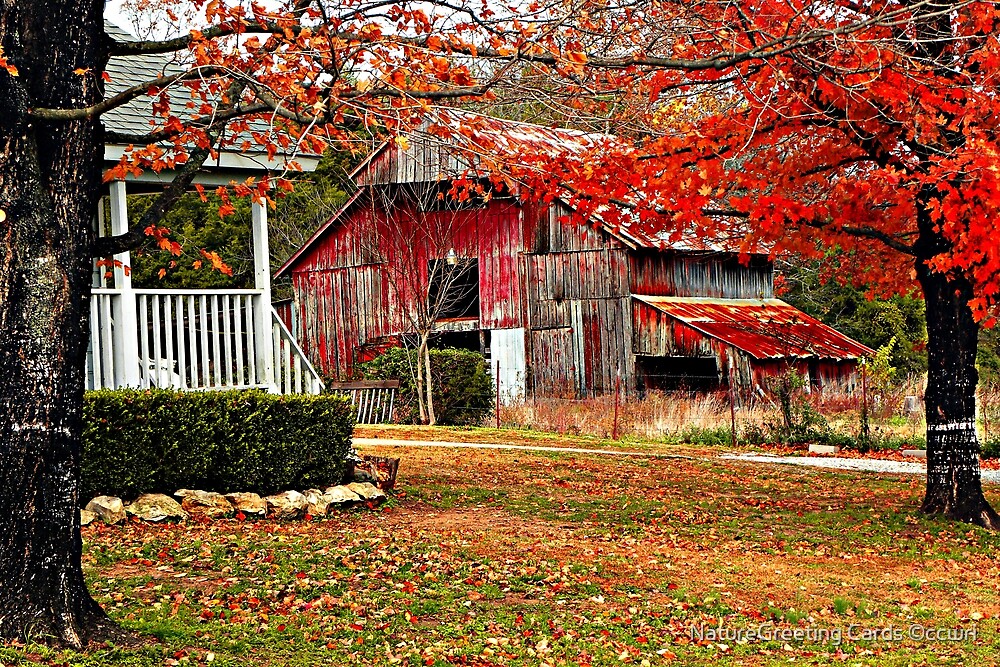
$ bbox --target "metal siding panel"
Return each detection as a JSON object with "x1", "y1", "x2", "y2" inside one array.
[{"x1": 491, "y1": 328, "x2": 526, "y2": 403}]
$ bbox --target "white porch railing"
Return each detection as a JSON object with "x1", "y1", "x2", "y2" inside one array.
[
  {"x1": 89, "y1": 183, "x2": 321, "y2": 394},
  {"x1": 272, "y1": 307, "x2": 324, "y2": 395},
  {"x1": 86, "y1": 287, "x2": 323, "y2": 394}
]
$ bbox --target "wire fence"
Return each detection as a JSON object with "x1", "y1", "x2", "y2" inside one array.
[{"x1": 363, "y1": 371, "x2": 1000, "y2": 452}]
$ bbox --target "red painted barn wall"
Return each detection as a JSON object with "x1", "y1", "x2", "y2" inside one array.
[
  {"x1": 287, "y1": 190, "x2": 526, "y2": 379},
  {"x1": 630, "y1": 250, "x2": 774, "y2": 299},
  {"x1": 523, "y1": 201, "x2": 634, "y2": 397}
]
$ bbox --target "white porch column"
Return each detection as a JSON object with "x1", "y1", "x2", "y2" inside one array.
[
  {"x1": 252, "y1": 197, "x2": 277, "y2": 391},
  {"x1": 109, "y1": 180, "x2": 142, "y2": 387}
]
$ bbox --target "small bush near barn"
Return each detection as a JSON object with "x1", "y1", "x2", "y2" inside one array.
[
  {"x1": 357, "y1": 347, "x2": 494, "y2": 425},
  {"x1": 82, "y1": 389, "x2": 354, "y2": 500}
]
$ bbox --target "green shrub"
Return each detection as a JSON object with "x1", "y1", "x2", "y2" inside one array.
[
  {"x1": 82, "y1": 389, "x2": 354, "y2": 500},
  {"x1": 982, "y1": 437, "x2": 1000, "y2": 460},
  {"x1": 666, "y1": 425, "x2": 733, "y2": 447},
  {"x1": 356, "y1": 347, "x2": 494, "y2": 425}
]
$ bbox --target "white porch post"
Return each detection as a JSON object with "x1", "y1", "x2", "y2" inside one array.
[
  {"x1": 109, "y1": 180, "x2": 142, "y2": 387},
  {"x1": 252, "y1": 197, "x2": 277, "y2": 391}
]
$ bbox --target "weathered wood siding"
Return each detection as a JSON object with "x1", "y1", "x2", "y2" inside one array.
[
  {"x1": 631, "y1": 300, "x2": 717, "y2": 358},
  {"x1": 288, "y1": 192, "x2": 526, "y2": 379},
  {"x1": 524, "y1": 202, "x2": 634, "y2": 397},
  {"x1": 355, "y1": 133, "x2": 478, "y2": 186},
  {"x1": 630, "y1": 249, "x2": 773, "y2": 299}
]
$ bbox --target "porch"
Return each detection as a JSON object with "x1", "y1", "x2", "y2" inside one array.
[{"x1": 87, "y1": 181, "x2": 323, "y2": 395}]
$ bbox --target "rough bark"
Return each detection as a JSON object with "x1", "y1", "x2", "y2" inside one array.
[
  {"x1": 913, "y1": 181, "x2": 1000, "y2": 527},
  {"x1": 917, "y1": 263, "x2": 1000, "y2": 527},
  {"x1": 0, "y1": 1, "x2": 125, "y2": 646}
]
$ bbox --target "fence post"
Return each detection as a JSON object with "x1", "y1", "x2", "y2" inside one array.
[
  {"x1": 495, "y1": 360, "x2": 501, "y2": 430},
  {"x1": 612, "y1": 374, "x2": 621, "y2": 441},
  {"x1": 108, "y1": 180, "x2": 142, "y2": 388},
  {"x1": 860, "y1": 359, "x2": 871, "y2": 444},
  {"x1": 252, "y1": 197, "x2": 277, "y2": 391},
  {"x1": 728, "y1": 365, "x2": 738, "y2": 448}
]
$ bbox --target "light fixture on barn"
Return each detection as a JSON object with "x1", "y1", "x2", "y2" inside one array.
[{"x1": 446, "y1": 248, "x2": 458, "y2": 265}]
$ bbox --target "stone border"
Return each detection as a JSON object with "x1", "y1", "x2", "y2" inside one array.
[{"x1": 81, "y1": 482, "x2": 387, "y2": 526}]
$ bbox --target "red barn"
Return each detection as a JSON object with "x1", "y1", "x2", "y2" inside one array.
[{"x1": 275, "y1": 111, "x2": 872, "y2": 401}]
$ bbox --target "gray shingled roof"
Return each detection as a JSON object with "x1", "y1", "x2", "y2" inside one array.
[
  {"x1": 103, "y1": 22, "x2": 193, "y2": 142},
  {"x1": 103, "y1": 20, "x2": 317, "y2": 183}
]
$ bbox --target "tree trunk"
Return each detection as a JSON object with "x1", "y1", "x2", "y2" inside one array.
[
  {"x1": 415, "y1": 336, "x2": 429, "y2": 423},
  {"x1": 424, "y1": 341, "x2": 436, "y2": 426},
  {"x1": 0, "y1": 2, "x2": 124, "y2": 646},
  {"x1": 917, "y1": 262, "x2": 1000, "y2": 528}
]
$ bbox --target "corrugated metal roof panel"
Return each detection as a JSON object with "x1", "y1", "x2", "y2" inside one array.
[{"x1": 634, "y1": 296, "x2": 874, "y2": 361}]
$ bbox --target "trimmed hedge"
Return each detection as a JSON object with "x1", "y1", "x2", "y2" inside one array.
[
  {"x1": 82, "y1": 389, "x2": 354, "y2": 500},
  {"x1": 356, "y1": 347, "x2": 494, "y2": 426}
]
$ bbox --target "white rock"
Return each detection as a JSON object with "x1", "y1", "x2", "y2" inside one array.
[
  {"x1": 324, "y1": 486, "x2": 362, "y2": 505},
  {"x1": 126, "y1": 493, "x2": 188, "y2": 522},
  {"x1": 85, "y1": 496, "x2": 126, "y2": 525},
  {"x1": 224, "y1": 492, "x2": 267, "y2": 517},
  {"x1": 303, "y1": 489, "x2": 331, "y2": 517},
  {"x1": 80, "y1": 509, "x2": 97, "y2": 527},
  {"x1": 346, "y1": 482, "x2": 387, "y2": 502},
  {"x1": 264, "y1": 490, "x2": 308, "y2": 520}
]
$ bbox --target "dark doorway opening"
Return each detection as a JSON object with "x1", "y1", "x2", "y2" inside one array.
[
  {"x1": 432, "y1": 330, "x2": 481, "y2": 353},
  {"x1": 636, "y1": 356, "x2": 720, "y2": 392}
]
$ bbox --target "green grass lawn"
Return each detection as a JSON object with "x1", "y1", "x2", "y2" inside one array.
[{"x1": 5, "y1": 444, "x2": 1000, "y2": 665}]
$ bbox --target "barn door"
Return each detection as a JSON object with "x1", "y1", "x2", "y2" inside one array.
[
  {"x1": 490, "y1": 328, "x2": 526, "y2": 404},
  {"x1": 529, "y1": 327, "x2": 577, "y2": 398}
]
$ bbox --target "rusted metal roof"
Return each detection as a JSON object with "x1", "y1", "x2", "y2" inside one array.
[
  {"x1": 634, "y1": 296, "x2": 874, "y2": 360},
  {"x1": 350, "y1": 108, "x2": 752, "y2": 253}
]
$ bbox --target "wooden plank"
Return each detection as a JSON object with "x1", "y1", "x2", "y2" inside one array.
[
  {"x1": 151, "y1": 295, "x2": 162, "y2": 386},
  {"x1": 211, "y1": 295, "x2": 222, "y2": 387},
  {"x1": 244, "y1": 296, "x2": 256, "y2": 385},
  {"x1": 138, "y1": 294, "x2": 150, "y2": 388},
  {"x1": 100, "y1": 294, "x2": 115, "y2": 388},
  {"x1": 234, "y1": 294, "x2": 245, "y2": 385},
  {"x1": 90, "y1": 298, "x2": 103, "y2": 389},
  {"x1": 175, "y1": 295, "x2": 187, "y2": 389},
  {"x1": 223, "y1": 294, "x2": 233, "y2": 386},
  {"x1": 272, "y1": 322, "x2": 282, "y2": 392},
  {"x1": 283, "y1": 332, "x2": 292, "y2": 394}
]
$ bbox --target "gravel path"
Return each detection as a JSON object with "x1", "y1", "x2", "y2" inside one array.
[
  {"x1": 356, "y1": 437, "x2": 1000, "y2": 483},
  {"x1": 722, "y1": 452, "x2": 1000, "y2": 483},
  {"x1": 352, "y1": 437, "x2": 692, "y2": 459}
]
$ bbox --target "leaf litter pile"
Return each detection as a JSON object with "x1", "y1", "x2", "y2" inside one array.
[{"x1": 6, "y1": 444, "x2": 1000, "y2": 666}]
